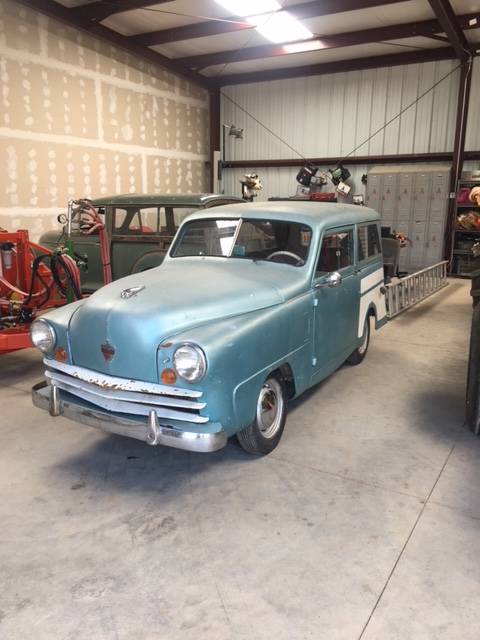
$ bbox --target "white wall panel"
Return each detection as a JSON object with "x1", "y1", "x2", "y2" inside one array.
[
  {"x1": 221, "y1": 59, "x2": 463, "y2": 164},
  {"x1": 221, "y1": 58, "x2": 480, "y2": 207}
]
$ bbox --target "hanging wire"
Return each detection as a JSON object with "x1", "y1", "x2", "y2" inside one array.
[
  {"x1": 88, "y1": 1, "x2": 250, "y2": 25},
  {"x1": 221, "y1": 91, "x2": 307, "y2": 161},
  {"x1": 338, "y1": 60, "x2": 462, "y2": 163},
  {"x1": 220, "y1": 59, "x2": 465, "y2": 167}
]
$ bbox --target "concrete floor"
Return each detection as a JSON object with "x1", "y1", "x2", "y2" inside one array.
[{"x1": 1, "y1": 280, "x2": 480, "y2": 639}]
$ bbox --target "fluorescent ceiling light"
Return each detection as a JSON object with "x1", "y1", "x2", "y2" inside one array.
[
  {"x1": 283, "y1": 40, "x2": 323, "y2": 54},
  {"x1": 215, "y1": 0, "x2": 280, "y2": 17},
  {"x1": 247, "y1": 11, "x2": 313, "y2": 43}
]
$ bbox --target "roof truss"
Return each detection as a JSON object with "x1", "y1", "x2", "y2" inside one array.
[
  {"x1": 178, "y1": 12, "x2": 480, "y2": 70},
  {"x1": 131, "y1": 0, "x2": 408, "y2": 47}
]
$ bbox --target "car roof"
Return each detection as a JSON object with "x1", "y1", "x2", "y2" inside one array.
[
  {"x1": 91, "y1": 193, "x2": 244, "y2": 206},
  {"x1": 187, "y1": 201, "x2": 380, "y2": 229}
]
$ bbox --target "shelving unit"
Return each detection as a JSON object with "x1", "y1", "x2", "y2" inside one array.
[{"x1": 451, "y1": 179, "x2": 480, "y2": 278}]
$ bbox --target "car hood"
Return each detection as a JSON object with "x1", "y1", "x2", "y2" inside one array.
[{"x1": 68, "y1": 258, "x2": 307, "y2": 381}]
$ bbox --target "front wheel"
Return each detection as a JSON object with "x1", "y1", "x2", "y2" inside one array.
[
  {"x1": 347, "y1": 315, "x2": 371, "y2": 365},
  {"x1": 237, "y1": 377, "x2": 287, "y2": 455}
]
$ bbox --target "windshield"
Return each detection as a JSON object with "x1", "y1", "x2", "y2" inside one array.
[{"x1": 171, "y1": 218, "x2": 312, "y2": 266}]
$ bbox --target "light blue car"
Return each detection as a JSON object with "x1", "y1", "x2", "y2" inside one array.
[{"x1": 31, "y1": 202, "x2": 387, "y2": 455}]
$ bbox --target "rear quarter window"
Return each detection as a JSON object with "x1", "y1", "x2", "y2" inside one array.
[{"x1": 357, "y1": 224, "x2": 381, "y2": 261}]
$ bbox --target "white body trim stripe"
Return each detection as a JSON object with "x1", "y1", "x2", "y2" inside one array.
[
  {"x1": 360, "y1": 267, "x2": 384, "y2": 294},
  {"x1": 358, "y1": 268, "x2": 387, "y2": 337}
]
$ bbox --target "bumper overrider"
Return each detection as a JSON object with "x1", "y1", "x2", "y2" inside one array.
[{"x1": 32, "y1": 360, "x2": 227, "y2": 453}]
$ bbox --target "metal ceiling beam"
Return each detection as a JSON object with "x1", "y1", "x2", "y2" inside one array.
[
  {"x1": 211, "y1": 46, "x2": 458, "y2": 87},
  {"x1": 222, "y1": 150, "x2": 480, "y2": 169},
  {"x1": 15, "y1": 0, "x2": 211, "y2": 88},
  {"x1": 131, "y1": 0, "x2": 408, "y2": 47},
  {"x1": 427, "y1": 0, "x2": 472, "y2": 61},
  {"x1": 71, "y1": 1, "x2": 172, "y2": 25},
  {"x1": 178, "y1": 12, "x2": 479, "y2": 70}
]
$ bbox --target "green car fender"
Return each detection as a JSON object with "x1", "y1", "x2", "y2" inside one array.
[{"x1": 130, "y1": 250, "x2": 167, "y2": 274}]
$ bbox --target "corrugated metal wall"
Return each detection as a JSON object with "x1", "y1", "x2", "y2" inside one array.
[{"x1": 220, "y1": 58, "x2": 480, "y2": 201}]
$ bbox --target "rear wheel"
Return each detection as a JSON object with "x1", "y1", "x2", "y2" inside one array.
[
  {"x1": 347, "y1": 315, "x2": 371, "y2": 365},
  {"x1": 237, "y1": 376, "x2": 287, "y2": 455}
]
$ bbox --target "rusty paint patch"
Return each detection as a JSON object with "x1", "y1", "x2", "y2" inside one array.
[{"x1": 101, "y1": 342, "x2": 115, "y2": 362}]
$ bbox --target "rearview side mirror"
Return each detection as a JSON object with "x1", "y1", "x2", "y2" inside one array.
[{"x1": 315, "y1": 271, "x2": 342, "y2": 289}]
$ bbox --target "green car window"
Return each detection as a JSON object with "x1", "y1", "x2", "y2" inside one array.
[{"x1": 113, "y1": 206, "x2": 199, "y2": 236}]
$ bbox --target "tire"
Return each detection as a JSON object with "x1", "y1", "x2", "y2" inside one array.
[
  {"x1": 347, "y1": 315, "x2": 371, "y2": 365},
  {"x1": 237, "y1": 376, "x2": 287, "y2": 455}
]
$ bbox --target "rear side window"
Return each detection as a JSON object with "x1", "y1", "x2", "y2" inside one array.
[
  {"x1": 316, "y1": 230, "x2": 353, "y2": 274},
  {"x1": 357, "y1": 224, "x2": 381, "y2": 261}
]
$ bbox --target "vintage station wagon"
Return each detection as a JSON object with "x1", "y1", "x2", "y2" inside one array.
[
  {"x1": 39, "y1": 193, "x2": 243, "y2": 291},
  {"x1": 31, "y1": 202, "x2": 387, "y2": 455}
]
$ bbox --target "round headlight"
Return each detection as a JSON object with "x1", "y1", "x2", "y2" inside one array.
[
  {"x1": 30, "y1": 319, "x2": 56, "y2": 354},
  {"x1": 172, "y1": 343, "x2": 206, "y2": 383}
]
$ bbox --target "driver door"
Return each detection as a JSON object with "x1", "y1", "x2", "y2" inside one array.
[{"x1": 311, "y1": 226, "x2": 359, "y2": 381}]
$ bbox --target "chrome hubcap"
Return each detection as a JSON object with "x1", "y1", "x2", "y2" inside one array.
[
  {"x1": 256, "y1": 380, "x2": 284, "y2": 439},
  {"x1": 358, "y1": 320, "x2": 369, "y2": 355}
]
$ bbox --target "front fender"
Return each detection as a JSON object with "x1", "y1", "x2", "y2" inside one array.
[
  {"x1": 158, "y1": 293, "x2": 313, "y2": 435},
  {"x1": 36, "y1": 299, "x2": 86, "y2": 361}
]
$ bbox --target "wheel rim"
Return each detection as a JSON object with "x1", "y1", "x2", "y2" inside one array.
[
  {"x1": 256, "y1": 379, "x2": 284, "y2": 439},
  {"x1": 358, "y1": 319, "x2": 369, "y2": 355}
]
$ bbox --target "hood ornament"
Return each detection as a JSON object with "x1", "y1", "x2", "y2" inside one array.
[
  {"x1": 101, "y1": 342, "x2": 116, "y2": 361},
  {"x1": 121, "y1": 285, "x2": 145, "y2": 299}
]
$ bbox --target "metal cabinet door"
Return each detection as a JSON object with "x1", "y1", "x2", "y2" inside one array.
[
  {"x1": 380, "y1": 173, "x2": 397, "y2": 228},
  {"x1": 366, "y1": 174, "x2": 382, "y2": 213},
  {"x1": 396, "y1": 173, "x2": 414, "y2": 271},
  {"x1": 425, "y1": 171, "x2": 449, "y2": 266}
]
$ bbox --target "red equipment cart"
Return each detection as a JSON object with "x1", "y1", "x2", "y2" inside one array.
[{"x1": 0, "y1": 228, "x2": 82, "y2": 354}]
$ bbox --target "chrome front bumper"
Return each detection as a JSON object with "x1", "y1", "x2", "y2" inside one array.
[{"x1": 32, "y1": 382, "x2": 227, "y2": 453}]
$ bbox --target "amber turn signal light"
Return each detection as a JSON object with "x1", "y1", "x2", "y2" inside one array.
[
  {"x1": 55, "y1": 347, "x2": 68, "y2": 363},
  {"x1": 161, "y1": 368, "x2": 177, "y2": 385}
]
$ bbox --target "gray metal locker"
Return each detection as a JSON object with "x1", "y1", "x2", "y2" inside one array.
[
  {"x1": 380, "y1": 172, "x2": 396, "y2": 227},
  {"x1": 365, "y1": 173, "x2": 382, "y2": 212},
  {"x1": 366, "y1": 164, "x2": 450, "y2": 273}
]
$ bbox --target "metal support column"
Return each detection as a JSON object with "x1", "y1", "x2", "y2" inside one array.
[
  {"x1": 209, "y1": 89, "x2": 221, "y2": 192},
  {"x1": 444, "y1": 59, "x2": 473, "y2": 262}
]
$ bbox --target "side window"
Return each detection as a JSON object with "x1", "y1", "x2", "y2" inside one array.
[
  {"x1": 316, "y1": 230, "x2": 353, "y2": 275},
  {"x1": 357, "y1": 226, "x2": 368, "y2": 261},
  {"x1": 114, "y1": 207, "x2": 158, "y2": 235},
  {"x1": 368, "y1": 224, "x2": 381, "y2": 256},
  {"x1": 357, "y1": 224, "x2": 381, "y2": 260}
]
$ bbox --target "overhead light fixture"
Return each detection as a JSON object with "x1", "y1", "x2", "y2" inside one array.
[
  {"x1": 246, "y1": 11, "x2": 313, "y2": 44},
  {"x1": 283, "y1": 39, "x2": 323, "y2": 54},
  {"x1": 215, "y1": 0, "x2": 280, "y2": 17}
]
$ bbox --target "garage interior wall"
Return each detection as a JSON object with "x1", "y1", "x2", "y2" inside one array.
[
  {"x1": 220, "y1": 59, "x2": 480, "y2": 201},
  {"x1": 0, "y1": 0, "x2": 210, "y2": 240}
]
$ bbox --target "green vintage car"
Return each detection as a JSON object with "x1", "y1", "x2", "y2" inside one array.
[{"x1": 39, "y1": 193, "x2": 243, "y2": 291}]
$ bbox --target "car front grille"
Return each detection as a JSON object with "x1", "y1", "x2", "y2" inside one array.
[{"x1": 43, "y1": 359, "x2": 207, "y2": 424}]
